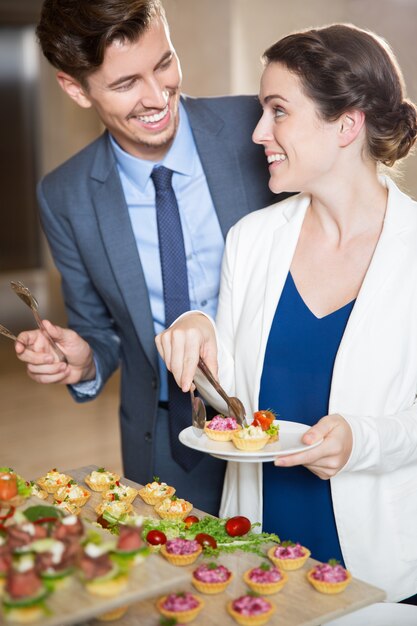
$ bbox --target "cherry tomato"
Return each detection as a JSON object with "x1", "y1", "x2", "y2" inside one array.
[
  {"x1": 0, "y1": 473, "x2": 17, "y2": 501},
  {"x1": 195, "y1": 533, "x2": 217, "y2": 549},
  {"x1": 146, "y1": 529, "x2": 167, "y2": 546},
  {"x1": 184, "y1": 515, "x2": 199, "y2": 528},
  {"x1": 225, "y1": 516, "x2": 251, "y2": 537}
]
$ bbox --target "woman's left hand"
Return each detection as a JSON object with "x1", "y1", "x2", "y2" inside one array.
[{"x1": 274, "y1": 414, "x2": 352, "y2": 479}]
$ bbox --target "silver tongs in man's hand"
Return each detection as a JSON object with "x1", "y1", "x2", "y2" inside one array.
[{"x1": 197, "y1": 357, "x2": 248, "y2": 427}]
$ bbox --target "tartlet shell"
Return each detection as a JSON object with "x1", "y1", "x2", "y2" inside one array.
[
  {"x1": 138, "y1": 485, "x2": 175, "y2": 505},
  {"x1": 243, "y1": 568, "x2": 288, "y2": 594},
  {"x1": 156, "y1": 595, "x2": 204, "y2": 623},
  {"x1": 227, "y1": 599, "x2": 276, "y2": 626},
  {"x1": 306, "y1": 568, "x2": 352, "y2": 594},
  {"x1": 160, "y1": 543, "x2": 202, "y2": 566},
  {"x1": 231, "y1": 433, "x2": 270, "y2": 451},
  {"x1": 154, "y1": 499, "x2": 193, "y2": 520},
  {"x1": 192, "y1": 571, "x2": 233, "y2": 594},
  {"x1": 267, "y1": 545, "x2": 311, "y2": 571},
  {"x1": 204, "y1": 422, "x2": 241, "y2": 442}
]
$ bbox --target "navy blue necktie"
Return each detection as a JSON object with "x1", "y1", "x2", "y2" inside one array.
[{"x1": 152, "y1": 166, "x2": 202, "y2": 471}]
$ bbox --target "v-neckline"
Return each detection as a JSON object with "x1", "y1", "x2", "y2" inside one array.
[{"x1": 288, "y1": 272, "x2": 355, "y2": 320}]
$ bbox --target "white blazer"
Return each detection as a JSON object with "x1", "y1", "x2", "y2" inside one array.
[{"x1": 194, "y1": 177, "x2": 417, "y2": 601}]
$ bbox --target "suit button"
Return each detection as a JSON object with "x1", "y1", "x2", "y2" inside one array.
[
  {"x1": 144, "y1": 432, "x2": 152, "y2": 442},
  {"x1": 151, "y1": 377, "x2": 157, "y2": 389}
]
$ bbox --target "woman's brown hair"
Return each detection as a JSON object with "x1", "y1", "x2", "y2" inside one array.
[{"x1": 263, "y1": 24, "x2": 417, "y2": 166}]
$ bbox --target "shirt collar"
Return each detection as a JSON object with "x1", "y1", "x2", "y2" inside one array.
[{"x1": 109, "y1": 101, "x2": 196, "y2": 192}]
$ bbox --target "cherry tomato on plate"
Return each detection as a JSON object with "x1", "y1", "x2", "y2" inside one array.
[
  {"x1": 225, "y1": 516, "x2": 251, "y2": 537},
  {"x1": 184, "y1": 515, "x2": 199, "y2": 528},
  {"x1": 195, "y1": 533, "x2": 217, "y2": 549},
  {"x1": 146, "y1": 529, "x2": 167, "y2": 546}
]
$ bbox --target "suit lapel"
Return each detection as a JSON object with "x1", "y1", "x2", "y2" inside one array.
[
  {"x1": 183, "y1": 97, "x2": 250, "y2": 237},
  {"x1": 90, "y1": 135, "x2": 158, "y2": 373}
]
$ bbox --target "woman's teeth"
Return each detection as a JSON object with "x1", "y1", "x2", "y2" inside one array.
[{"x1": 267, "y1": 154, "x2": 286, "y2": 163}]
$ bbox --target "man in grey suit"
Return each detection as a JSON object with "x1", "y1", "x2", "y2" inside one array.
[{"x1": 16, "y1": 0, "x2": 278, "y2": 514}]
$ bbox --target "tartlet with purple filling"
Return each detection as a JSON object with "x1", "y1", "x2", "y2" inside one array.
[
  {"x1": 267, "y1": 541, "x2": 310, "y2": 571},
  {"x1": 156, "y1": 591, "x2": 204, "y2": 623},
  {"x1": 227, "y1": 593, "x2": 276, "y2": 626},
  {"x1": 160, "y1": 538, "x2": 202, "y2": 566},
  {"x1": 204, "y1": 415, "x2": 241, "y2": 442},
  {"x1": 243, "y1": 562, "x2": 288, "y2": 595},
  {"x1": 307, "y1": 559, "x2": 352, "y2": 594},
  {"x1": 192, "y1": 562, "x2": 233, "y2": 594}
]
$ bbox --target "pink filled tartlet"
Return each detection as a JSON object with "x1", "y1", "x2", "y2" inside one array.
[
  {"x1": 307, "y1": 560, "x2": 352, "y2": 594},
  {"x1": 243, "y1": 562, "x2": 288, "y2": 594},
  {"x1": 192, "y1": 562, "x2": 233, "y2": 594},
  {"x1": 204, "y1": 415, "x2": 241, "y2": 441},
  {"x1": 160, "y1": 538, "x2": 202, "y2": 566},
  {"x1": 268, "y1": 541, "x2": 311, "y2": 571},
  {"x1": 157, "y1": 591, "x2": 204, "y2": 623},
  {"x1": 227, "y1": 594, "x2": 276, "y2": 626}
]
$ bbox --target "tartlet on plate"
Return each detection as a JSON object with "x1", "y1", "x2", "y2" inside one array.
[
  {"x1": 231, "y1": 425, "x2": 270, "y2": 451},
  {"x1": 227, "y1": 594, "x2": 276, "y2": 626},
  {"x1": 154, "y1": 496, "x2": 193, "y2": 520},
  {"x1": 192, "y1": 562, "x2": 233, "y2": 594},
  {"x1": 204, "y1": 415, "x2": 241, "y2": 442},
  {"x1": 160, "y1": 539, "x2": 202, "y2": 566},
  {"x1": 95, "y1": 499, "x2": 133, "y2": 518},
  {"x1": 156, "y1": 591, "x2": 204, "y2": 623},
  {"x1": 102, "y1": 482, "x2": 138, "y2": 505},
  {"x1": 267, "y1": 542, "x2": 310, "y2": 571},
  {"x1": 243, "y1": 562, "x2": 288, "y2": 594},
  {"x1": 307, "y1": 560, "x2": 352, "y2": 594},
  {"x1": 138, "y1": 480, "x2": 175, "y2": 505}
]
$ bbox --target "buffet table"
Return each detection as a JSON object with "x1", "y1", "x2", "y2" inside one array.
[{"x1": 0, "y1": 465, "x2": 385, "y2": 626}]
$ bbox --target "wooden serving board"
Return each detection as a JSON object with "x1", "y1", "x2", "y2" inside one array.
[{"x1": 1, "y1": 465, "x2": 386, "y2": 626}]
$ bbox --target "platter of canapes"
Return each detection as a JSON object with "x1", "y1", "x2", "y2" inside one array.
[{"x1": 179, "y1": 411, "x2": 323, "y2": 462}]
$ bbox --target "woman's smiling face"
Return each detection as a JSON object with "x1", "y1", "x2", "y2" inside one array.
[{"x1": 253, "y1": 62, "x2": 341, "y2": 195}]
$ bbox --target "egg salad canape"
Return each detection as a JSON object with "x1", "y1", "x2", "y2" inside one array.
[
  {"x1": 138, "y1": 478, "x2": 175, "y2": 505},
  {"x1": 84, "y1": 468, "x2": 120, "y2": 492},
  {"x1": 36, "y1": 469, "x2": 72, "y2": 495},
  {"x1": 154, "y1": 496, "x2": 193, "y2": 520},
  {"x1": 231, "y1": 425, "x2": 270, "y2": 451}
]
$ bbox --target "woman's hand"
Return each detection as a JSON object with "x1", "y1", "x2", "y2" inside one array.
[
  {"x1": 274, "y1": 414, "x2": 353, "y2": 479},
  {"x1": 15, "y1": 320, "x2": 95, "y2": 385},
  {"x1": 155, "y1": 313, "x2": 217, "y2": 392}
]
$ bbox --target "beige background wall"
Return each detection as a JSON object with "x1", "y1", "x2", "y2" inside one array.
[{"x1": 39, "y1": 0, "x2": 417, "y2": 201}]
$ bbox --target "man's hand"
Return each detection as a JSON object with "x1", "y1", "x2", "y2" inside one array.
[
  {"x1": 15, "y1": 320, "x2": 95, "y2": 385},
  {"x1": 274, "y1": 414, "x2": 353, "y2": 479}
]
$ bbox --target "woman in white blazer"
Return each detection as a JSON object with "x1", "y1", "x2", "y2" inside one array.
[{"x1": 156, "y1": 24, "x2": 417, "y2": 601}]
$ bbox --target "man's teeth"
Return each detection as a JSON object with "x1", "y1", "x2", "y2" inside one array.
[
  {"x1": 138, "y1": 105, "x2": 169, "y2": 123},
  {"x1": 267, "y1": 154, "x2": 286, "y2": 163}
]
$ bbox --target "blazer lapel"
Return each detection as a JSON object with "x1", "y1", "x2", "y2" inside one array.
[
  {"x1": 90, "y1": 135, "x2": 158, "y2": 373},
  {"x1": 329, "y1": 178, "x2": 409, "y2": 410},
  {"x1": 183, "y1": 97, "x2": 250, "y2": 237}
]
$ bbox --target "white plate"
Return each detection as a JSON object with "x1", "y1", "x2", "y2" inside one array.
[{"x1": 178, "y1": 420, "x2": 323, "y2": 463}]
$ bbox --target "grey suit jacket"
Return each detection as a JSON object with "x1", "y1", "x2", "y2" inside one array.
[{"x1": 37, "y1": 94, "x2": 279, "y2": 484}]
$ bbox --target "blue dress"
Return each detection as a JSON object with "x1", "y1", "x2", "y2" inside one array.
[{"x1": 260, "y1": 272, "x2": 355, "y2": 564}]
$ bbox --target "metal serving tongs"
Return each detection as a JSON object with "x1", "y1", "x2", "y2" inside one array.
[
  {"x1": 10, "y1": 280, "x2": 68, "y2": 363},
  {"x1": 0, "y1": 323, "x2": 18, "y2": 342},
  {"x1": 190, "y1": 388, "x2": 207, "y2": 437},
  {"x1": 197, "y1": 357, "x2": 248, "y2": 427}
]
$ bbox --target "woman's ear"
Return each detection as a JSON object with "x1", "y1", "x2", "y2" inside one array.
[
  {"x1": 56, "y1": 71, "x2": 93, "y2": 109},
  {"x1": 338, "y1": 110, "x2": 365, "y2": 147}
]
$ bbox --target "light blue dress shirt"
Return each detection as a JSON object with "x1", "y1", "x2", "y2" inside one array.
[{"x1": 74, "y1": 103, "x2": 224, "y2": 401}]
